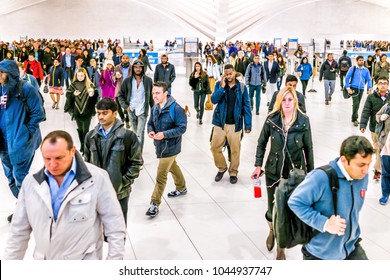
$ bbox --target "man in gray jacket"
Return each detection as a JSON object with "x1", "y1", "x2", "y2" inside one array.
[
  {"x1": 154, "y1": 54, "x2": 176, "y2": 95},
  {"x1": 4, "y1": 130, "x2": 126, "y2": 259},
  {"x1": 85, "y1": 98, "x2": 143, "y2": 224}
]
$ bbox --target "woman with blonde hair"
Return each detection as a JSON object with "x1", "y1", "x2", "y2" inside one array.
[
  {"x1": 64, "y1": 67, "x2": 98, "y2": 153},
  {"x1": 251, "y1": 86, "x2": 314, "y2": 260},
  {"x1": 189, "y1": 62, "x2": 211, "y2": 124}
]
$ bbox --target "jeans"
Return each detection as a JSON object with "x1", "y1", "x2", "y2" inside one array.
[
  {"x1": 277, "y1": 75, "x2": 284, "y2": 91},
  {"x1": 351, "y1": 87, "x2": 364, "y2": 122},
  {"x1": 0, "y1": 150, "x2": 35, "y2": 198},
  {"x1": 381, "y1": 155, "x2": 390, "y2": 197},
  {"x1": 75, "y1": 117, "x2": 92, "y2": 153},
  {"x1": 324, "y1": 79, "x2": 336, "y2": 101},
  {"x1": 128, "y1": 111, "x2": 147, "y2": 151},
  {"x1": 249, "y1": 85, "x2": 261, "y2": 113},
  {"x1": 193, "y1": 92, "x2": 206, "y2": 120}
]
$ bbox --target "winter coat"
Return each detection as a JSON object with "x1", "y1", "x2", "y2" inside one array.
[
  {"x1": 320, "y1": 60, "x2": 338, "y2": 81},
  {"x1": 153, "y1": 63, "x2": 176, "y2": 88},
  {"x1": 99, "y1": 69, "x2": 116, "y2": 99},
  {"x1": 64, "y1": 80, "x2": 98, "y2": 121},
  {"x1": 84, "y1": 119, "x2": 143, "y2": 200},
  {"x1": 288, "y1": 158, "x2": 368, "y2": 260},
  {"x1": 360, "y1": 90, "x2": 390, "y2": 132},
  {"x1": 297, "y1": 62, "x2": 313, "y2": 81},
  {"x1": 189, "y1": 73, "x2": 211, "y2": 94},
  {"x1": 147, "y1": 96, "x2": 187, "y2": 158},
  {"x1": 3, "y1": 152, "x2": 126, "y2": 260},
  {"x1": 0, "y1": 60, "x2": 45, "y2": 163},
  {"x1": 23, "y1": 59, "x2": 44, "y2": 82},
  {"x1": 255, "y1": 110, "x2": 314, "y2": 185},
  {"x1": 48, "y1": 65, "x2": 65, "y2": 87},
  {"x1": 211, "y1": 80, "x2": 252, "y2": 132},
  {"x1": 245, "y1": 62, "x2": 267, "y2": 86}
]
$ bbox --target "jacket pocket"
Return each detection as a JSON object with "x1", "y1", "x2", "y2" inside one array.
[
  {"x1": 265, "y1": 153, "x2": 278, "y2": 175},
  {"x1": 68, "y1": 193, "x2": 92, "y2": 223}
]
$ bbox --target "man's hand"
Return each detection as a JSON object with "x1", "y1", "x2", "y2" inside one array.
[
  {"x1": 325, "y1": 215, "x2": 347, "y2": 236},
  {"x1": 348, "y1": 88, "x2": 353, "y2": 94},
  {"x1": 148, "y1": 131, "x2": 155, "y2": 139},
  {"x1": 360, "y1": 128, "x2": 366, "y2": 133},
  {"x1": 154, "y1": 132, "x2": 164, "y2": 140},
  {"x1": 367, "y1": 89, "x2": 372, "y2": 95}
]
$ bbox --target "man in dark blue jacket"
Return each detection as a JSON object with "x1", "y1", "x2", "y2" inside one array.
[
  {"x1": 145, "y1": 81, "x2": 187, "y2": 218},
  {"x1": 211, "y1": 64, "x2": 252, "y2": 184},
  {"x1": 289, "y1": 136, "x2": 374, "y2": 260},
  {"x1": 0, "y1": 60, "x2": 45, "y2": 222}
]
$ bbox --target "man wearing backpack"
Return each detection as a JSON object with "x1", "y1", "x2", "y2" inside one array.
[
  {"x1": 211, "y1": 64, "x2": 252, "y2": 184},
  {"x1": 244, "y1": 54, "x2": 267, "y2": 115},
  {"x1": 345, "y1": 55, "x2": 372, "y2": 127},
  {"x1": 145, "y1": 81, "x2": 187, "y2": 218},
  {"x1": 0, "y1": 59, "x2": 45, "y2": 222},
  {"x1": 338, "y1": 50, "x2": 351, "y2": 90},
  {"x1": 288, "y1": 136, "x2": 374, "y2": 260}
]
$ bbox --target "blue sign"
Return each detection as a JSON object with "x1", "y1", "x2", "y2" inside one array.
[
  {"x1": 347, "y1": 52, "x2": 390, "y2": 60},
  {"x1": 288, "y1": 38, "x2": 299, "y2": 50},
  {"x1": 123, "y1": 51, "x2": 159, "y2": 64}
]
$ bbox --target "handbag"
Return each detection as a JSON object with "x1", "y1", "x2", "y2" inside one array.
[
  {"x1": 342, "y1": 66, "x2": 357, "y2": 99},
  {"x1": 43, "y1": 84, "x2": 49, "y2": 94}
]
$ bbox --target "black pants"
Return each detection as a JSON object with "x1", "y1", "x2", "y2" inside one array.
[
  {"x1": 75, "y1": 117, "x2": 92, "y2": 153},
  {"x1": 340, "y1": 71, "x2": 347, "y2": 88},
  {"x1": 301, "y1": 80, "x2": 309, "y2": 95},
  {"x1": 302, "y1": 238, "x2": 368, "y2": 260},
  {"x1": 193, "y1": 92, "x2": 206, "y2": 120},
  {"x1": 116, "y1": 97, "x2": 129, "y2": 123},
  {"x1": 265, "y1": 178, "x2": 280, "y2": 222},
  {"x1": 119, "y1": 196, "x2": 129, "y2": 225},
  {"x1": 351, "y1": 87, "x2": 364, "y2": 122}
]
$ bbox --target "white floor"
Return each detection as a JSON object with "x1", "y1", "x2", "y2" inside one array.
[{"x1": 1, "y1": 64, "x2": 390, "y2": 260}]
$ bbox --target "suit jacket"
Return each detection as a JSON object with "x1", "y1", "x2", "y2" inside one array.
[{"x1": 264, "y1": 61, "x2": 280, "y2": 83}]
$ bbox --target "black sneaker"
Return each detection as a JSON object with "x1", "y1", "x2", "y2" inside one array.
[
  {"x1": 167, "y1": 188, "x2": 188, "y2": 198},
  {"x1": 145, "y1": 202, "x2": 159, "y2": 217},
  {"x1": 230, "y1": 176, "x2": 238, "y2": 184},
  {"x1": 7, "y1": 214, "x2": 13, "y2": 223},
  {"x1": 125, "y1": 122, "x2": 130, "y2": 129},
  {"x1": 215, "y1": 170, "x2": 226, "y2": 182}
]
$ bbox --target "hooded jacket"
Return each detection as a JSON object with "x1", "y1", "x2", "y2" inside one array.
[
  {"x1": 147, "y1": 96, "x2": 187, "y2": 158},
  {"x1": 288, "y1": 158, "x2": 368, "y2": 260},
  {"x1": 84, "y1": 119, "x2": 143, "y2": 200},
  {"x1": 0, "y1": 60, "x2": 45, "y2": 163}
]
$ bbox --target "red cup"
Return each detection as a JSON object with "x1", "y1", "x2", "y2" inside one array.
[{"x1": 254, "y1": 186, "x2": 262, "y2": 198}]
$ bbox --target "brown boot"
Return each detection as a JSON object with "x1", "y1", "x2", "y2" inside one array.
[
  {"x1": 276, "y1": 246, "x2": 286, "y2": 260},
  {"x1": 266, "y1": 221, "x2": 275, "y2": 251}
]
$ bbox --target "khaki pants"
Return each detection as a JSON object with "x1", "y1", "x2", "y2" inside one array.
[
  {"x1": 209, "y1": 77, "x2": 216, "y2": 93},
  {"x1": 371, "y1": 132, "x2": 381, "y2": 172},
  {"x1": 151, "y1": 155, "x2": 186, "y2": 206},
  {"x1": 210, "y1": 124, "x2": 242, "y2": 176}
]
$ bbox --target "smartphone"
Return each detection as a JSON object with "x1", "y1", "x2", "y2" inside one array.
[{"x1": 224, "y1": 78, "x2": 228, "y2": 84}]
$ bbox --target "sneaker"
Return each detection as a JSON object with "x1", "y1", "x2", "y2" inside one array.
[
  {"x1": 7, "y1": 214, "x2": 13, "y2": 223},
  {"x1": 379, "y1": 196, "x2": 389, "y2": 205},
  {"x1": 230, "y1": 176, "x2": 238, "y2": 184},
  {"x1": 329, "y1": 95, "x2": 332, "y2": 101},
  {"x1": 125, "y1": 122, "x2": 130, "y2": 129},
  {"x1": 325, "y1": 101, "x2": 329, "y2": 105},
  {"x1": 353, "y1": 121, "x2": 359, "y2": 127},
  {"x1": 145, "y1": 202, "x2": 159, "y2": 217},
  {"x1": 215, "y1": 170, "x2": 227, "y2": 182},
  {"x1": 167, "y1": 188, "x2": 188, "y2": 198},
  {"x1": 256, "y1": 112, "x2": 259, "y2": 115},
  {"x1": 373, "y1": 170, "x2": 381, "y2": 180},
  {"x1": 199, "y1": 120, "x2": 203, "y2": 125}
]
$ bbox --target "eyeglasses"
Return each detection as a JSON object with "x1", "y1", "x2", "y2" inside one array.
[{"x1": 378, "y1": 82, "x2": 388, "y2": 85}]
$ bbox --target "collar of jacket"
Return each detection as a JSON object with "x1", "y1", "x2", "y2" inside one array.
[
  {"x1": 92, "y1": 118, "x2": 124, "y2": 138},
  {"x1": 33, "y1": 151, "x2": 92, "y2": 185},
  {"x1": 373, "y1": 89, "x2": 390, "y2": 99}
]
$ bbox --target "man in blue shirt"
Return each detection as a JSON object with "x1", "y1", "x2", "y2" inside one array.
[{"x1": 345, "y1": 55, "x2": 373, "y2": 127}]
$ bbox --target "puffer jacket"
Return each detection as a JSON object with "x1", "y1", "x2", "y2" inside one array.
[
  {"x1": 84, "y1": 119, "x2": 143, "y2": 200},
  {"x1": 147, "y1": 96, "x2": 187, "y2": 158},
  {"x1": 3, "y1": 152, "x2": 126, "y2": 260},
  {"x1": 360, "y1": 90, "x2": 390, "y2": 133},
  {"x1": 255, "y1": 110, "x2": 314, "y2": 185}
]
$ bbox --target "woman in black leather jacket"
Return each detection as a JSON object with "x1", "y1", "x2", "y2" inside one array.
[{"x1": 251, "y1": 86, "x2": 314, "y2": 259}]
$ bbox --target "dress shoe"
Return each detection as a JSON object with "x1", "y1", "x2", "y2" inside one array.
[
  {"x1": 230, "y1": 176, "x2": 238, "y2": 184},
  {"x1": 215, "y1": 170, "x2": 226, "y2": 182}
]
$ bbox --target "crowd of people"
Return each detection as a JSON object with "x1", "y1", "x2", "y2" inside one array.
[{"x1": 0, "y1": 37, "x2": 389, "y2": 261}]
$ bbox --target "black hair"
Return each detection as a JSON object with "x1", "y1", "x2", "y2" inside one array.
[
  {"x1": 340, "y1": 136, "x2": 375, "y2": 164},
  {"x1": 153, "y1": 81, "x2": 168, "y2": 93},
  {"x1": 356, "y1": 55, "x2": 364, "y2": 61},
  {"x1": 96, "y1": 97, "x2": 118, "y2": 112},
  {"x1": 377, "y1": 76, "x2": 389, "y2": 83},
  {"x1": 41, "y1": 130, "x2": 74, "y2": 150},
  {"x1": 285, "y1": 74, "x2": 298, "y2": 83},
  {"x1": 224, "y1": 64, "x2": 234, "y2": 71}
]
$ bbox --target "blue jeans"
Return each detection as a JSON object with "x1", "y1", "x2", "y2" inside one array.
[
  {"x1": 324, "y1": 80, "x2": 336, "y2": 101},
  {"x1": 0, "y1": 150, "x2": 35, "y2": 198},
  {"x1": 381, "y1": 155, "x2": 390, "y2": 197},
  {"x1": 129, "y1": 111, "x2": 147, "y2": 152},
  {"x1": 249, "y1": 85, "x2": 261, "y2": 113},
  {"x1": 277, "y1": 75, "x2": 284, "y2": 91}
]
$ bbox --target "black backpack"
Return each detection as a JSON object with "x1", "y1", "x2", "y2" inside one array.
[
  {"x1": 339, "y1": 57, "x2": 350, "y2": 72},
  {"x1": 273, "y1": 165, "x2": 339, "y2": 249}
]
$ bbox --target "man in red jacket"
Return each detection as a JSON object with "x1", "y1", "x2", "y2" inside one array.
[{"x1": 23, "y1": 52, "x2": 44, "y2": 86}]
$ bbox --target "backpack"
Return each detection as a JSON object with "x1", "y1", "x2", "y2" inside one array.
[
  {"x1": 273, "y1": 165, "x2": 339, "y2": 249},
  {"x1": 17, "y1": 80, "x2": 46, "y2": 124},
  {"x1": 339, "y1": 57, "x2": 350, "y2": 72}
]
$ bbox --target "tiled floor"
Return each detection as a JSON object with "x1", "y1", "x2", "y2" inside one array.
[{"x1": 1, "y1": 62, "x2": 390, "y2": 260}]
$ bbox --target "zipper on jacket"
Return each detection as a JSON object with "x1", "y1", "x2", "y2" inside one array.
[{"x1": 343, "y1": 181, "x2": 354, "y2": 258}]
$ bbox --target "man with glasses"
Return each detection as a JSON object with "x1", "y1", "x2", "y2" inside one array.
[
  {"x1": 360, "y1": 76, "x2": 390, "y2": 180},
  {"x1": 345, "y1": 55, "x2": 372, "y2": 127}
]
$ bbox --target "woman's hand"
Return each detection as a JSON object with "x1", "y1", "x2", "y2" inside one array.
[
  {"x1": 251, "y1": 166, "x2": 264, "y2": 180},
  {"x1": 74, "y1": 90, "x2": 81, "y2": 96}
]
